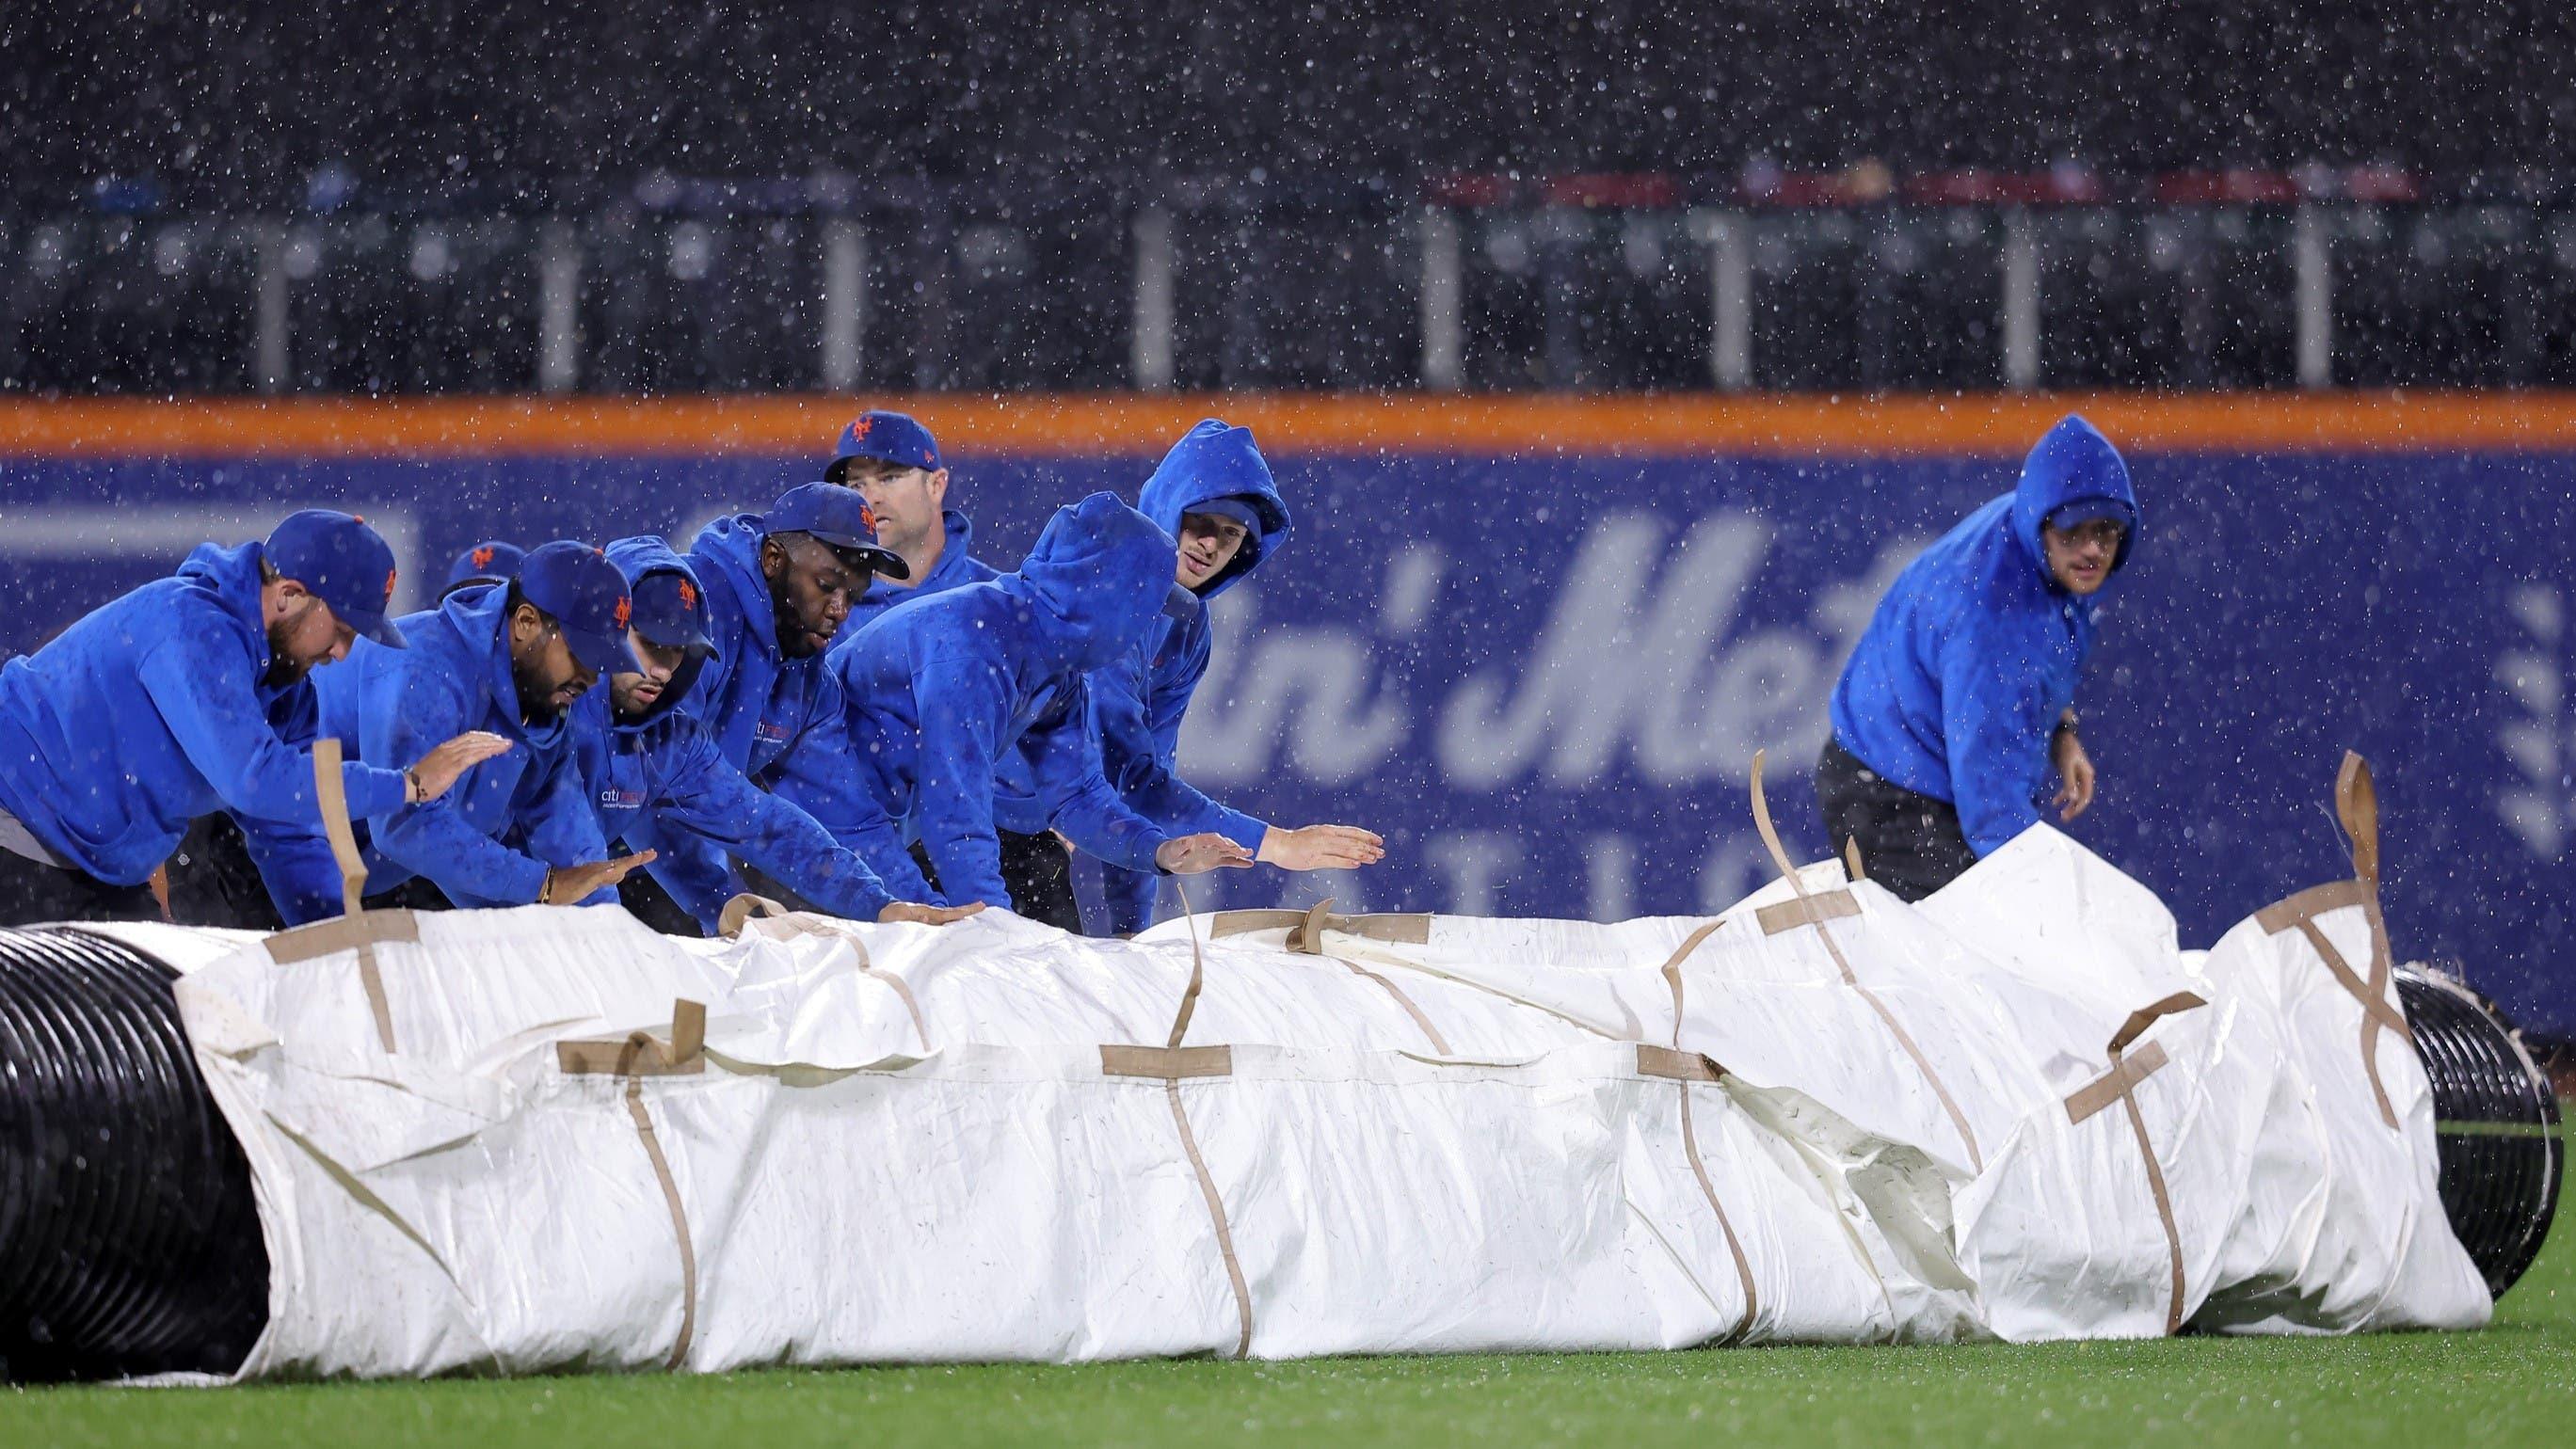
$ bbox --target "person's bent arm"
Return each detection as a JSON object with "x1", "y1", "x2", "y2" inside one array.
[
  {"x1": 1937, "y1": 622, "x2": 2058, "y2": 857},
  {"x1": 908, "y1": 658, "x2": 1018, "y2": 910},
  {"x1": 136, "y1": 636, "x2": 408, "y2": 825},
  {"x1": 649, "y1": 724, "x2": 902, "y2": 928}
]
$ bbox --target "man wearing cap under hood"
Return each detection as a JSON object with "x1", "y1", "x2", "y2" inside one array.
[
  {"x1": 441, "y1": 539, "x2": 524, "y2": 600},
  {"x1": 792, "y1": 492, "x2": 1255, "y2": 915},
  {"x1": 1820, "y1": 414, "x2": 2139, "y2": 901},
  {"x1": 1089, "y1": 419, "x2": 1384, "y2": 936},
  {"x1": 572, "y1": 536, "x2": 980, "y2": 935},
  {"x1": 303, "y1": 540, "x2": 658, "y2": 913},
  {"x1": 0, "y1": 510, "x2": 505, "y2": 926},
  {"x1": 627, "y1": 481, "x2": 907, "y2": 913}
]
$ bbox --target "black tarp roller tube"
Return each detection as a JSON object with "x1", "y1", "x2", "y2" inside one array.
[{"x1": 0, "y1": 926, "x2": 268, "y2": 1383}]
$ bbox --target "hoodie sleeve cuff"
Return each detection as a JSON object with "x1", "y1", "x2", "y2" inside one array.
[{"x1": 339, "y1": 763, "x2": 410, "y2": 822}]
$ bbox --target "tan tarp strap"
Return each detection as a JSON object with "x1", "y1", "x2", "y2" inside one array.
[
  {"x1": 1756, "y1": 889, "x2": 1859, "y2": 936},
  {"x1": 556, "y1": 999, "x2": 710, "y2": 1076},
  {"x1": 1653, "y1": 917, "x2": 1757, "y2": 1340},
  {"x1": 717, "y1": 894, "x2": 933, "y2": 1054},
  {"x1": 2251, "y1": 754, "x2": 2410, "y2": 1131},
  {"x1": 2063, "y1": 1040, "x2": 2170, "y2": 1124},
  {"x1": 1097, "y1": 884, "x2": 1254, "y2": 1360},
  {"x1": 1207, "y1": 906, "x2": 1434, "y2": 948},
  {"x1": 1098, "y1": 1044, "x2": 1234, "y2": 1078},
  {"x1": 1747, "y1": 750, "x2": 1984, "y2": 1173},
  {"x1": 264, "y1": 907, "x2": 420, "y2": 963},
  {"x1": 557, "y1": 1002, "x2": 706, "y2": 1371},
  {"x1": 264, "y1": 739, "x2": 399, "y2": 1053},
  {"x1": 1636, "y1": 1044, "x2": 1723, "y2": 1082},
  {"x1": 2061, "y1": 989, "x2": 2205, "y2": 1335},
  {"x1": 1843, "y1": 836, "x2": 1866, "y2": 883}
]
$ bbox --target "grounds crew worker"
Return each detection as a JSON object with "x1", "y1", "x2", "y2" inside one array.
[
  {"x1": 623, "y1": 481, "x2": 904, "y2": 917},
  {"x1": 307, "y1": 539, "x2": 654, "y2": 913},
  {"x1": 574, "y1": 535, "x2": 979, "y2": 934},
  {"x1": 800, "y1": 492, "x2": 1254, "y2": 914},
  {"x1": 1091, "y1": 419, "x2": 1383, "y2": 936},
  {"x1": 1819, "y1": 414, "x2": 2137, "y2": 901},
  {"x1": 0, "y1": 510, "x2": 504, "y2": 926}
]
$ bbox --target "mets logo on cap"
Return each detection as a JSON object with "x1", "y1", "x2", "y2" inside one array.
[
  {"x1": 848, "y1": 415, "x2": 873, "y2": 442},
  {"x1": 614, "y1": 595, "x2": 632, "y2": 629}
]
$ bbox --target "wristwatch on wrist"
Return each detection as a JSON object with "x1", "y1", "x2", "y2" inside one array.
[
  {"x1": 403, "y1": 767, "x2": 424, "y2": 804},
  {"x1": 538, "y1": 867, "x2": 557, "y2": 906}
]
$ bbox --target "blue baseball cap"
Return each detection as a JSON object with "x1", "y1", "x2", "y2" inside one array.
[
  {"x1": 264, "y1": 509, "x2": 406, "y2": 647},
  {"x1": 2048, "y1": 497, "x2": 2137, "y2": 532},
  {"x1": 1183, "y1": 496, "x2": 1269, "y2": 541},
  {"x1": 515, "y1": 541, "x2": 639, "y2": 675},
  {"x1": 627, "y1": 567, "x2": 712, "y2": 655},
  {"x1": 441, "y1": 539, "x2": 524, "y2": 598},
  {"x1": 824, "y1": 410, "x2": 942, "y2": 480},
  {"x1": 765, "y1": 482, "x2": 909, "y2": 580}
]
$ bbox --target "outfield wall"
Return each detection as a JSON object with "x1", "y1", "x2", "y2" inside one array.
[{"x1": 2, "y1": 395, "x2": 2569, "y2": 1029}]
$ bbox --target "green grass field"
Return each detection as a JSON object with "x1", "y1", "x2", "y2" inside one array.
[{"x1": 9, "y1": 1194, "x2": 2569, "y2": 1449}]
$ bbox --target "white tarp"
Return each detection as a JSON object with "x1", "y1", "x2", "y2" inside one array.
[{"x1": 161, "y1": 824, "x2": 2488, "y2": 1381}]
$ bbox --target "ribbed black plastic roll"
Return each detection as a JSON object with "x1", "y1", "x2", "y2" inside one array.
[
  {"x1": 2395, "y1": 964, "x2": 2564, "y2": 1300},
  {"x1": 0, "y1": 926, "x2": 269, "y2": 1382}
]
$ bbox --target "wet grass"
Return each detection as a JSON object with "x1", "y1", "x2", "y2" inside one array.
[{"x1": 8, "y1": 1185, "x2": 2568, "y2": 1448}]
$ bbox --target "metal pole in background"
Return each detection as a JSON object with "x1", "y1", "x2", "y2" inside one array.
[
  {"x1": 251, "y1": 219, "x2": 289, "y2": 394},
  {"x1": 1131, "y1": 204, "x2": 1176, "y2": 391},
  {"x1": 821, "y1": 220, "x2": 867, "y2": 392},
  {"x1": 2295, "y1": 203, "x2": 2333, "y2": 389},
  {"x1": 2001, "y1": 208, "x2": 2040, "y2": 390},
  {"x1": 536, "y1": 220, "x2": 582, "y2": 395},
  {"x1": 1418, "y1": 206, "x2": 1464, "y2": 390},
  {"x1": 1695, "y1": 209, "x2": 1752, "y2": 390}
]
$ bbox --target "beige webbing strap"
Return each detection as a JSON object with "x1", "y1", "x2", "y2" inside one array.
[
  {"x1": 1206, "y1": 906, "x2": 1435, "y2": 947},
  {"x1": 558, "y1": 1002, "x2": 706, "y2": 1371},
  {"x1": 1755, "y1": 889, "x2": 1859, "y2": 936},
  {"x1": 717, "y1": 894, "x2": 933, "y2": 1054},
  {"x1": 1748, "y1": 750, "x2": 1983, "y2": 1172},
  {"x1": 2252, "y1": 754, "x2": 2410, "y2": 1131},
  {"x1": 1843, "y1": 836, "x2": 1866, "y2": 883},
  {"x1": 1651, "y1": 918, "x2": 1757, "y2": 1340},
  {"x1": 1096, "y1": 883, "x2": 1254, "y2": 1359},
  {"x1": 1272, "y1": 898, "x2": 1452, "y2": 1054},
  {"x1": 2061, "y1": 990, "x2": 2205, "y2": 1335},
  {"x1": 277, "y1": 738, "x2": 399, "y2": 1053}
]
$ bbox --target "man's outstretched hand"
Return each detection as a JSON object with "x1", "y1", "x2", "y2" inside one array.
[
  {"x1": 2052, "y1": 729, "x2": 2097, "y2": 821},
  {"x1": 408, "y1": 731, "x2": 512, "y2": 800},
  {"x1": 878, "y1": 900, "x2": 985, "y2": 926},
  {"x1": 1256, "y1": 824, "x2": 1386, "y2": 871},
  {"x1": 542, "y1": 851, "x2": 657, "y2": 904},
  {"x1": 1156, "y1": 832, "x2": 1256, "y2": 875}
]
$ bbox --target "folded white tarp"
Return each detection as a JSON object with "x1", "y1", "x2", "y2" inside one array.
[{"x1": 156, "y1": 822, "x2": 2488, "y2": 1381}]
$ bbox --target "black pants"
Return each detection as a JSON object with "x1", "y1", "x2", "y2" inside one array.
[
  {"x1": 617, "y1": 868, "x2": 707, "y2": 936},
  {"x1": 996, "y1": 828, "x2": 1085, "y2": 933},
  {"x1": 0, "y1": 846, "x2": 163, "y2": 927},
  {"x1": 903, "y1": 831, "x2": 1086, "y2": 933},
  {"x1": 166, "y1": 814, "x2": 285, "y2": 932},
  {"x1": 167, "y1": 814, "x2": 455, "y2": 928},
  {"x1": 1815, "y1": 737, "x2": 1976, "y2": 904}
]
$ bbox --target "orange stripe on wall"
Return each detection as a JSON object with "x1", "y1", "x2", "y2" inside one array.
[{"x1": 4, "y1": 392, "x2": 2576, "y2": 458}]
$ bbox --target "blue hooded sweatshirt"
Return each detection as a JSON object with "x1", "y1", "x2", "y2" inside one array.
[
  {"x1": 800, "y1": 493, "x2": 1178, "y2": 912},
  {"x1": 575, "y1": 537, "x2": 896, "y2": 932},
  {"x1": 842, "y1": 510, "x2": 999, "y2": 631},
  {"x1": 0, "y1": 541, "x2": 408, "y2": 904},
  {"x1": 1093, "y1": 419, "x2": 1293, "y2": 934},
  {"x1": 310, "y1": 584, "x2": 616, "y2": 908},
  {"x1": 632, "y1": 511, "x2": 881, "y2": 907},
  {"x1": 1828, "y1": 414, "x2": 2139, "y2": 857}
]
